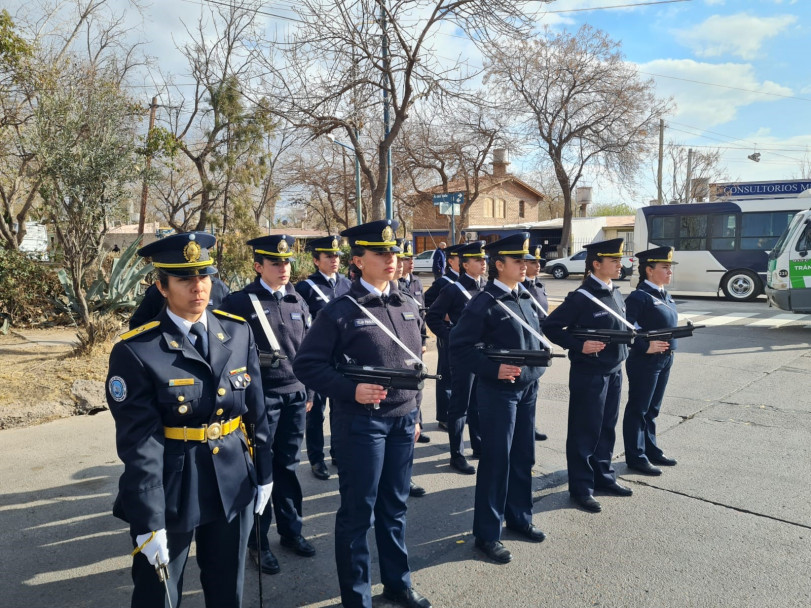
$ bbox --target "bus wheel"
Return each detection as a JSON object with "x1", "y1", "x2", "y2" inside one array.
[{"x1": 721, "y1": 270, "x2": 760, "y2": 302}]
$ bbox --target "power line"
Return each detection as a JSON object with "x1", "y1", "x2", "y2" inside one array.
[
  {"x1": 640, "y1": 71, "x2": 811, "y2": 103},
  {"x1": 542, "y1": 0, "x2": 692, "y2": 14}
]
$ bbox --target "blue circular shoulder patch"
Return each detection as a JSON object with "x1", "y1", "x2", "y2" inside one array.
[{"x1": 108, "y1": 376, "x2": 127, "y2": 402}]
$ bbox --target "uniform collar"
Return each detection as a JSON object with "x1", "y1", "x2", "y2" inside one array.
[
  {"x1": 360, "y1": 277, "x2": 391, "y2": 297},
  {"x1": 165, "y1": 307, "x2": 207, "y2": 338},
  {"x1": 589, "y1": 274, "x2": 613, "y2": 292}
]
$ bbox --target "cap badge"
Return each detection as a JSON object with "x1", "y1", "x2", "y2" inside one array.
[
  {"x1": 278, "y1": 239, "x2": 289, "y2": 253},
  {"x1": 535, "y1": 246, "x2": 541, "y2": 258},
  {"x1": 405, "y1": 242, "x2": 412, "y2": 254},
  {"x1": 331, "y1": 237, "x2": 339, "y2": 249},
  {"x1": 523, "y1": 238, "x2": 530, "y2": 252},
  {"x1": 382, "y1": 226, "x2": 394, "y2": 242},
  {"x1": 183, "y1": 241, "x2": 202, "y2": 262},
  {"x1": 618, "y1": 242, "x2": 625, "y2": 255}
]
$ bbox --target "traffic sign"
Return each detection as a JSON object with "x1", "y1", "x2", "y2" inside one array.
[
  {"x1": 432, "y1": 192, "x2": 465, "y2": 206},
  {"x1": 438, "y1": 203, "x2": 461, "y2": 216}
]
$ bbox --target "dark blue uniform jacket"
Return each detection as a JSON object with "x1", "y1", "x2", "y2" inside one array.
[
  {"x1": 425, "y1": 272, "x2": 483, "y2": 343},
  {"x1": 521, "y1": 277, "x2": 549, "y2": 317},
  {"x1": 107, "y1": 308, "x2": 273, "y2": 535},
  {"x1": 398, "y1": 273, "x2": 424, "y2": 308},
  {"x1": 423, "y1": 269, "x2": 457, "y2": 308},
  {"x1": 219, "y1": 278, "x2": 311, "y2": 396},
  {"x1": 449, "y1": 282, "x2": 545, "y2": 389},
  {"x1": 293, "y1": 280, "x2": 424, "y2": 418},
  {"x1": 542, "y1": 278, "x2": 629, "y2": 374},
  {"x1": 295, "y1": 272, "x2": 353, "y2": 319},
  {"x1": 625, "y1": 283, "x2": 680, "y2": 356}
]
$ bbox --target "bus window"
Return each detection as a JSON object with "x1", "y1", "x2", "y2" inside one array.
[
  {"x1": 650, "y1": 216, "x2": 677, "y2": 248},
  {"x1": 710, "y1": 213, "x2": 737, "y2": 250},
  {"x1": 741, "y1": 211, "x2": 796, "y2": 250},
  {"x1": 679, "y1": 215, "x2": 707, "y2": 251},
  {"x1": 796, "y1": 224, "x2": 811, "y2": 253}
]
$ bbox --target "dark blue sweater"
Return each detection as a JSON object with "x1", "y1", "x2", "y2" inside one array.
[
  {"x1": 425, "y1": 272, "x2": 483, "y2": 342},
  {"x1": 625, "y1": 282, "x2": 680, "y2": 357},
  {"x1": 294, "y1": 271, "x2": 352, "y2": 319}
]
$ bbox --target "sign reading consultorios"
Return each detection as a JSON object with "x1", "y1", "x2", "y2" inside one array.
[{"x1": 713, "y1": 180, "x2": 811, "y2": 200}]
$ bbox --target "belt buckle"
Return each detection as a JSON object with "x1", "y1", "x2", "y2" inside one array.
[{"x1": 205, "y1": 422, "x2": 222, "y2": 441}]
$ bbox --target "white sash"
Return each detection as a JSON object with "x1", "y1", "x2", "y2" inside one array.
[
  {"x1": 344, "y1": 295, "x2": 425, "y2": 369},
  {"x1": 576, "y1": 288, "x2": 635, "y2": 331},
  {"x1": 487, "y1": 292, "x2": 555, "y2": 350},
  {"x1": 248, "y1": 293, "x2": 283, "y2": 352},
  {"x1": 517, "y1": 282, "x2": 549, "y2": 317},
  {"x1": 305, "y1": 278, "x2": 330, "y2": 303}
]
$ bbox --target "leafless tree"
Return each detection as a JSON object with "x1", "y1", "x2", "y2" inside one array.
[
  {"x1": 653, "y1": 142, "x2": 727, "y2": 204},
  {"x1": 485, "y1": 25, "x2": 672, "y2": 254},
  {"x1": 259, "y1": 0, "x2": 552, "y2": 221}
]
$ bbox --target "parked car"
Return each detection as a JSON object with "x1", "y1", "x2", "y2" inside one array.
[
  {"x1": 543, "y1": 250, "x2": 635, "y2": 280},
  {"x1": 412, "y1": 249, "x2": 436, "y2": 274}
]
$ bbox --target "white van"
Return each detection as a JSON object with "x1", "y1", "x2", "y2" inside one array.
[{"x1": 765, "y1": 208, "x2": 811, "y2": 313}]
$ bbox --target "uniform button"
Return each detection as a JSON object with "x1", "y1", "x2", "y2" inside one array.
[
  {"x1": 217, "y1": 388, "x2": 226, "y2": 396},
  {"x1": 212, "y1": 447, "x2": 220, "y2": 455},
  {"x1": 216, "y1": 408, "x2": 224, "y2": 416},
  {"x1": 177, "y1": 395, "x2": 185, "y2": 402},
  {"x1": 178, "y1": 405, "x2": 189, "y2": 414}
]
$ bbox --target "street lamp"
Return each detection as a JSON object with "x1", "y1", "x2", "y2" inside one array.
[{"x1": 327, "y1": 134, "x2": 363, "y2": 225}]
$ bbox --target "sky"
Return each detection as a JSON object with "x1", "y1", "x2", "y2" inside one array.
[{"x1": 5, "y1": 0, "x2": 811, "y2": 207}]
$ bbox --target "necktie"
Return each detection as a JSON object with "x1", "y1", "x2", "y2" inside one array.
[
  {"x1": 660, "y1": 289, "x2": 667, "y2": 300},
  {"x1": 273, "y1": 291, "x2": 283, "y2": 303},
  {"x1": 189, "y1": 322, "x2": 209, "y2": 360},
  {"x1": 328, "y1": 278, "x2": 336, "y2": 289}
]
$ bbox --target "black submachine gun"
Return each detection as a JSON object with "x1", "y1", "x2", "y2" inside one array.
[
  {"x1": 569, "y1": 327, "x2": 637, "y2": 345},
  {"x1": 481, "y1": 347, "x2": 565, "y2": 368},
  {"x1": 257, "y1": 349, "x2": 287, "y2": 369},
  {"x1": 337, "y1": 362, "x2": 441, "y2": 391},
  {"x1": 638, "y1": 322, "x2": 705, "y2": 341}
]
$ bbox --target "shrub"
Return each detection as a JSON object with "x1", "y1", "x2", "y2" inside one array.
[{"x1": 0, "y1": 247, "x2": 63, "y2": 326}]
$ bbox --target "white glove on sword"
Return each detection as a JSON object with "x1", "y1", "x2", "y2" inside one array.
[{"x1": 255, "y1": 482, "x2": 273, "y2": 515}]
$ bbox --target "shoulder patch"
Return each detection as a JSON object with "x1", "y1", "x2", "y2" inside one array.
[
  {"x1": 120, "y1": 320, "x2": 160, "y2": 341},
  {"x1": 213, "y1": 309, "x2": 246, "y2": 322}
]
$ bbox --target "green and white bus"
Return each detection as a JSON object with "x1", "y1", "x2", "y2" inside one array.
[{"x1": 766, "y1": 208, "x2": 811, "y2": 313}]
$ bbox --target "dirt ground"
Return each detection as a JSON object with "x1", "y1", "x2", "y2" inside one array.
[{"x1": 0, "y1": 328, "x2": 111, "y2": 429}]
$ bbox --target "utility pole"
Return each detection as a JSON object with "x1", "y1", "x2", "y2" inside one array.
[
  {"x1": 657, "y1": 118, "x2": 664, "y2": 205},
  {"x1": 381, "y1": 0, "x2": 393, "y2": 221},
  {"x1": 686, "y1": 148, "x2": 693, "y2": 204},
  {"x1": 138, "y1": 96, "x2": 158, "y2": 234}
]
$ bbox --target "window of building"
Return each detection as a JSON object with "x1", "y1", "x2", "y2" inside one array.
[
  {"x1": 483, "y1": 198, "x2": 493, "y2": 218},
  {"x1": 518, "y1": 200, "x2": 525, "y2": 218},
  {"x1": 494, "y1": 198, "x2": 505, "y2": 218}
]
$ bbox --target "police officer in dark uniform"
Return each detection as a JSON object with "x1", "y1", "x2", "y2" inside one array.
[
  {"x1": 623, "y1": 246, "x2": 680, "y2": 476},
  {"x1": 293, "y1": 220, "x2": 432, "y2": 608},
  {"x1": 521, "y1": 243, "x2": 550, "y2": 442},
  {"x1": 106, "y1": 232, "x2": 273, "y2": 608},
  {"x1": 219, "y1": 234, "x2": 316, "y2": 576},
  {"x1": 295, "y1": 235, "x2": 352, "y2": 481},
  {"x1": 449, "y1": 233, "x2": 548, "y2": 565},
  {"x1": 543, "y1": 238, "x2": 634, "y2": 514},
  {"x1": 423, "y1": 243, "x2": 464, "y2": 429},
  {"x1": 426, "y1": 240, "x2": 486, "y2": 475}
]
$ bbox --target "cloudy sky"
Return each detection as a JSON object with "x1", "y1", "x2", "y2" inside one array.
[{"x1": 6, "y1": 0, "x2": 810, "y2": 205}]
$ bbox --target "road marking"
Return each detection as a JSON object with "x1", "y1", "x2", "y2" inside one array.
[
  {"x1": 749, "y1": 314, "x2": 811, "y2": 328},
  {"x1": 697, "y1": 312, "x2": 760, "y2": 326},
  {"x1": 678, "y1": 311, "x2": 711, "y2": 322}
]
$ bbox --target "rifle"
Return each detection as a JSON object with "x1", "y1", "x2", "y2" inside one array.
[
  {"x1": 637, "y1": 323, "x2": 705, "y2": 341},
  {"x1": 569, "y1": 327, "x2": 637, "y2": 345},
  {"x1": 336, "y1": 363, "x2": 441, "y2": 391},
  {"x1": 481, "y1": 347, "x2": 565, "y2": 368},
  {"x1": 257, "y1": 349, "x2": 287, "y2": 369}
]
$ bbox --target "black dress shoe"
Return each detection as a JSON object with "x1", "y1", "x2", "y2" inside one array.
[
  {"x1": 249, "y1": 547, "x2": 281, "y2": 574},
  {"x1": 382, "y1": 586, "x2": 432, "y2": 608},
  {"x1": 571, "y1": 494, "x2": 602, "y2": 513},
  {"x1": 506, "y1": 523, "x2": 546, "y2": 543},
  {"x1": 534, "y1": 430, "x2": 548, "y2": 441},
  {"x1": 627, "y1": 460, "x2": 662, "y2": 476},
  {"x1": 417, "y1": 433, "x2": 431, "y2": 443},
  {"x1": 280, "y1": 534, "x2": 316, "y2": 557},
  {"x1": 437, "y1": 421, "x2": 448, "y2": 431},
  {"x1": 311, "y1": 461, "x2": 331, "y2": 480},
  {"x1": 409, "y1": 480, "x2": 427, "y2": 497},
  {"x1": 649, "y1": 453, "x2": 678, "y2": 466},
  {"x1": 450, "y1": 455, "x2": 476, "y2": 475},
  {"x1": 596, "y1": 482, "x2": 633, "y2": 497},
  {"x1": 474, "y1": 538, "x2": 512, "y2": 564}
]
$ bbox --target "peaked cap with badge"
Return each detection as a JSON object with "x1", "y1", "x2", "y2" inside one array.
[
  {"x1": 306, "y1": 235, "x2": 342, "y2": 254},
  {"x1": 635, "y1": 246, "x2": 678, "y2": 264},
  {"x1": 444, "y1": 243, "x2": 465, "y2": 258},
  {"x1": 484, "y1": 232, "x2": 534, "y2": 260},
  {"x1": 247, "y1": 234, "x2": 296, "y2": 259},
  {"x1": 341, "y1": 219, "x2": 400, "y2": 253},
  {"x1": 396, "y1": 238, "x2": 415, "y2": 258},
  {"x1": 457, "y1": 240, "x2": 487, "y2": 258},
  {"x1": 138, "y1": 232, "x2": 218, "y2": 277},
  {"x1": 583, "y1": 238, "x2": 625, "y2": 258},
  {"x1": 529, "y1": 241, "x2": 546, "y2": 263}
]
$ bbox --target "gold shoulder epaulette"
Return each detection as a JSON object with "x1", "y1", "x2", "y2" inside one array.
[
  {"x1": 213, "y1": 309, "x2": 246, "y2": 322},
  {"x1": 120, "y1": 320, "x2": 160, "y2": 341}
]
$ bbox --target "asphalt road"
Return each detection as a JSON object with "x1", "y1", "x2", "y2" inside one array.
[{"x1": 2, "y1": 278, "x2": 810, "y2": 608}]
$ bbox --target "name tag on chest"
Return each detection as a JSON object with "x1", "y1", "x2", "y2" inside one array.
[
  {"x1": 402, "y1": 312, "x2": 416, "y2": 320},
  {"x1": 353, "y1": 319, "x2": 377, "y2": 327},
  {"x1": 290, "y1": 312, "x2": 302, "y2": 320}
]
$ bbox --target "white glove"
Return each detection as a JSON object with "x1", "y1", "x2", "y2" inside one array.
[
  {"x1": 135, "y1": 529, "x2": 169, "y2": 567},
  {"x1": 255, "y1": 482, "x2": 273, "y2": 515}
]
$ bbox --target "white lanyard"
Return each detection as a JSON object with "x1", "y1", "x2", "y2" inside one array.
[
  {"x1": 576, "y1": 288, "x2": 636, "y2": 331},
  {"x1": 488, "y1": 292, "x2": 555, "y2": 350},
  {"x1": 455, "y1": 282, "x2": 472, "y2": 300},
  {"x1": 305, "y1": 279, "x2": 330, "y2": 303},
  {"x1": 517, "y1": 282, "x2": 549, "y2": 317},
  {"x1": 248, "y1": 293, "x2": 283, "y2": 352},
  {"x1": 344, "y1": 295, "x2": 425, "y2": 369}
]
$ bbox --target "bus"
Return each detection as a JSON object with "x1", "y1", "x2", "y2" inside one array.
[
  {"x1": 634, "y1": 199, "x2": 810, "y2": 301},
  {"x1": 765, "y1": 209, "x2": 811, "y2": 313}
]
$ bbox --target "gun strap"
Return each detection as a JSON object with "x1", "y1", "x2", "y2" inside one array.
[
  {"x1": 517, "y1": 282, "x2": 549, "y2": 317},
  {"x1": 455, "y1": 282, "x2": 472, "y2": 300},
  {"x1": 305, "y1": 279, "x2": 330, "y2": 303},
  {"x1": 344, "y1": 295, "x2": 425, "y2": 370},
  {"x1": 576, "y1": 289, "x2": 636, "y2": 331},
  {"x1": 248, "y1": 293, "x2": 283, "y2": 353},
  {"x1": 487, "y1": 292, "x2": 554, "y2": 350}
]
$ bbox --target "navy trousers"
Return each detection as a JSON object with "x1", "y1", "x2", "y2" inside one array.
[
  {"x1": 130, "y1": 501, "x2": 252, "y2": 608},
  {"x1": 623, "y1": 352, "x2": 674, "y2": 464},
  {"x1": 332, "y1": 408, "x2": 417, "y2": 608},
  {"x1": 435, "y1": 339, "x2": 452, "y2": 423},
  {"x1": 473, "y1": 381, "x2": 537, "y2": 542},
  {"x1": 447, "y1": 367, "x2": 481, "y2": 458},
  {"x1": 305, "y1": 391, "x2": 335, "y2": 465},
  {"x1": 566, "y1": 367, "x2": 622, "y2": 497},
  {"x1": 249, "y1": 390, "x2": 307, "y2": 549}
]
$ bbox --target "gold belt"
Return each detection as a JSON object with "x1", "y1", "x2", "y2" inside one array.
[{"x1": 164, "y1": 416, "x2": 242, "y2": 442}]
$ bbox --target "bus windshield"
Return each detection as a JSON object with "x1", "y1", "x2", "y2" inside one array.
[{"x1": 769, "y1": 212, "x2": 807, "y2": 259}]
